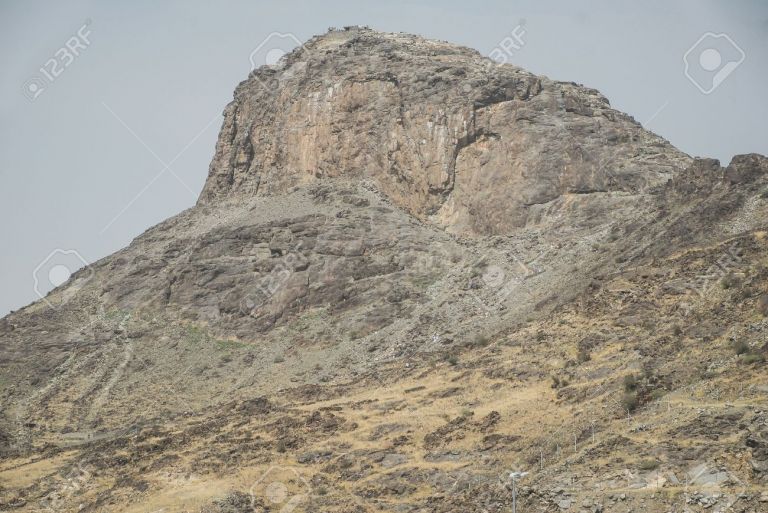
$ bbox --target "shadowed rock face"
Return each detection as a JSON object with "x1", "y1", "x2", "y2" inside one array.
[
  {"x1": 198, "y1": 28, "x2": 690, "y2": 235},
  {"x1": 2, "y1": 27, "x2": 768, "y2": 513}
]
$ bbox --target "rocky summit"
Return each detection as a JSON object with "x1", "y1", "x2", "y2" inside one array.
[{"x1": 1, "y1": 27, "x2": 767, "y2": 513}]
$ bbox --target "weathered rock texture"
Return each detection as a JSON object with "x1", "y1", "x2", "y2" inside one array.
[
  {"x1": 1, "y1": 27, "x2": 767, "y2": 513},
  {"x1": 198, "y1": 29, "x2": 690, "y2": 235}
]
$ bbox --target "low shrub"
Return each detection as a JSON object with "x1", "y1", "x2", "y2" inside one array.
[
  {"x1": 742, "y1": 353, "x2": 764, "y2": 365},
  {"x1": 623, "y1": 374, "x2": 638, "y2": 392},
  {"x1": 732, "y1": 340, "x2": 750, "y2": 355},
  {"x1": 621, "y1": 391, "x2": 639, "y2": 413},
  {"x1": 551, "y1": 375, "x2": 569, "y2": 389},
  {"x1": 758, "y1": 294, "x2": 768, "y2": 316},
  {"x1": 639, "y1": 459, "x2": 660, "y2": 471}
]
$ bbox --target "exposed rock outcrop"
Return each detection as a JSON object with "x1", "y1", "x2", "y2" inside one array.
[
  {"x1": 1, "y1": 27, "x2": 767, "y2": 513},
  {"x1": 198, "y1": 28, "x2": 690, "y2": 235}
]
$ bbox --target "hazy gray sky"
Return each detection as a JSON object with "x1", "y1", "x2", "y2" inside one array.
[{"x1": 1, "y1": 0, "x2": 767, "y2": 316}]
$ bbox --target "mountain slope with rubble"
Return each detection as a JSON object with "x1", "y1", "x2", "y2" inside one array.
[{"x1": 1, "y1": 27, "x2": 767, "y2": 513}]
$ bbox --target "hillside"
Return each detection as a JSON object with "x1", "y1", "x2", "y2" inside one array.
[{"x1": 1, "y1": 27, "x2": 767, "y2": 513}]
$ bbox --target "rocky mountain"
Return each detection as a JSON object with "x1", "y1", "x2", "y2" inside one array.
[{"x1": 1, "y1": 27, "x2": 767, "y2": 513}]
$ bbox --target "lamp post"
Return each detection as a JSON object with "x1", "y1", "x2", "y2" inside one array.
[{"x1": 507, "y1": 471, "x2": 528, "y2": 513}]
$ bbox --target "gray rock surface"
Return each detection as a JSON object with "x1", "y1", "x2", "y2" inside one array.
[
  {"x1": 198, "y1": 28, "x2": 691, "y2": 235},
  {"x1": 1, "y1": 27, "x2": 767, "y2": 513}
]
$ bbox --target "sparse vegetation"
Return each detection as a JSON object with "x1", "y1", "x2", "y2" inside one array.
[
  {"x1": 185, "y1": 325, "x2": 248, "y2": 351},
  {"x1": 470, "y1": 261, "x2": 486, "y2": 278},
  {"x1": 621, "y1": 391, "x2": 639, "y2": 413},
  {"x1": 215, "y1": 338, "x2": 248, "y2": 351},
  {"x1": 758, "y1": 294, "x2": 768, "y2": 316},
  {"x1": 741, "y1": 353, "x2": 764, "y2": 365},
  {"x1": 720, "y1": 273, "x2": 739, "y2": 289},
  {"x1": 623, "y1": 374, "x2": 638, "y2": 392},
  {"x1": 638, "y1": 459, "x2": 660, "y2": 471},
  {"x1": 470, "y1": 334, "x2": 490, "y2": 348},
  {"x1": 5, "y1": 27, "x2": 768, "y2": 513},
  {"x1": 732, "y1": 339, "x2": 750, "y2": 355},
  {"x1": 185, "y1": 325, "x2": 207, "y2": 345},
  {"x1": 551, "y1": 375, "x2": 569, "y2": 389}
]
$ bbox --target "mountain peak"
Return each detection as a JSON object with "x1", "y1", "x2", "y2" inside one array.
[{"x1": 197, "y1": 29, "x2": 690, "y2": 235}]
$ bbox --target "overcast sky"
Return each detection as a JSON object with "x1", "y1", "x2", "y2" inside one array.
[{"x1": 1, "y1": 0, "x2": 767, "y2": 316}]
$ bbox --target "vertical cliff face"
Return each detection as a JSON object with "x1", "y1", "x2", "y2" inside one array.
[{"x1": 198, "y1": 28, "x2": 690, "y2": 235}]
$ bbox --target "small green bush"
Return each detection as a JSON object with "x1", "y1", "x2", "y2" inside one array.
[
  {"x1": 623, "y1": 374, "x2": 638, "y2": 392},
  {"x1": 758, "y1": 294, "x2": 768, "y2": 316},
  {"x1": 551, "y1": 375, "x2": 569, "y2": 389},
  {"x1": 732, "y1": 340, "x2": 750, "y2": 355},
  {"x1": 621, "y1": 391, "x2": 639, "y2": 413},
  {"x1": 742, "y1": 353, "x2": 764, "y2": 365},
  {"x1": 720, "y1": 273, "x2": 739, "y2": 289},
  {"x1": 639, "y1": 459, "x2": 660, "y2": 471}
]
